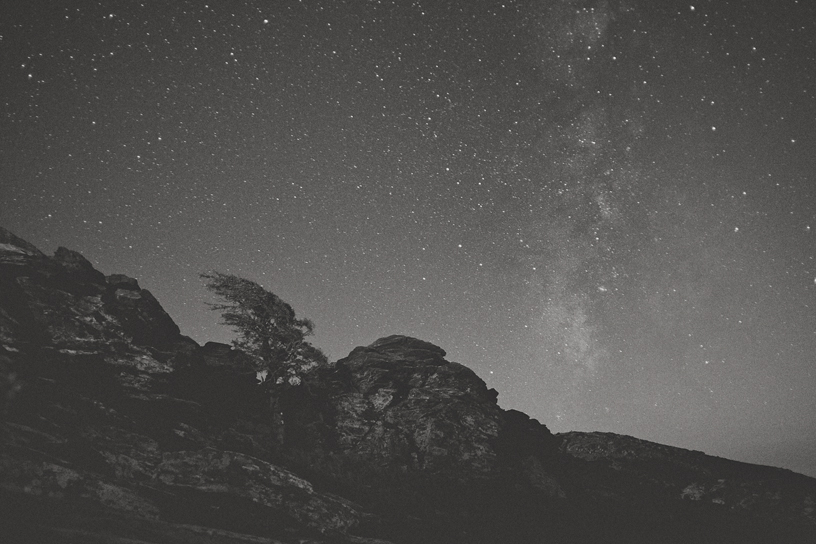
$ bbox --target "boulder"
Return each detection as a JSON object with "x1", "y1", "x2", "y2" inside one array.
[{"x1": 283, "y1": 335, "x2": 506, "y2": 479}]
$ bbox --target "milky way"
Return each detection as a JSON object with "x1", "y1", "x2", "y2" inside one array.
[{"x1": 2, "y1": 1, "x2": 815, "y2": 476}]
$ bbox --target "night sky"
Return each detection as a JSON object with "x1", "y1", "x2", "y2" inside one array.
[{"x1": 2, "y1": 1, "x2": 815, "y2": 477}]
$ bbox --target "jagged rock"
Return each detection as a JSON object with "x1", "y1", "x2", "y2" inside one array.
[
  {"x1": 325, "y1": 334, "x2": 506, "y2": 478},
  {"x1": 53, "y1": 246, "x2": 107, "y2": 286},
  {"x1": 0, "y1": 237, "x2": 178, "y2": 352},
  {"x1": 103, "y1": 281, "x2": 181, "y2": 349},
  {"x1": 0, "y1": 226, "x2": 45, "y2": 258}
]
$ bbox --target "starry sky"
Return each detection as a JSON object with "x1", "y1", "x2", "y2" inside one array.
[{"x1": 2, "y1": 0, "x2": 815, "y2": 477}]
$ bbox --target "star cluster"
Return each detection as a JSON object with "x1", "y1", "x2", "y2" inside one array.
[{"x1": 2, "y1": 1, "x2": 815, "y2": 476}]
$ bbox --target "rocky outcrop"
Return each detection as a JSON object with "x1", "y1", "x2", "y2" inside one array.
[
  {"x1": 1, "y1": 226, "x2": 815, "y2": 544},
  {"x1": 293, "y1": 335, "x2": 511, "y2": 478},
  {"x1": 0, "y1": 227, "x2": 385, "y2": 543},
  {"x1": 0, "y1": 227, "x2": 44, "y2": 258},
  {"x1": 311, "y1": 334, "x2": 563, "y2": 480}
]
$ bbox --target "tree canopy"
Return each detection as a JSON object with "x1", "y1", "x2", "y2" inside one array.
[{"x1": 201, "y1": 271, "x2": 326, "y2": 382}]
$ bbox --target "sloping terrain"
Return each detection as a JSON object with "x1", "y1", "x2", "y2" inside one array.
[{"x1": 1, "y1": 226, "x2": 814, "y2": 543}]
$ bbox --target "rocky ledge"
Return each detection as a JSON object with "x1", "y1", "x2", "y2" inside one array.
[{"x1": 1, "y1": 226, "x2": 815, "y2": 543}]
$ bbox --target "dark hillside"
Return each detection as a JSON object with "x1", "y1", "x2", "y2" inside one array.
[{"x1": 1, "y1": 226, "x2": 814, "y2": 543}]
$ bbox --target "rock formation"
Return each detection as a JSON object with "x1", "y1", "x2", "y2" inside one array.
[{"x1": 1, "y1": 226, "x2": 815, "y2": 543}]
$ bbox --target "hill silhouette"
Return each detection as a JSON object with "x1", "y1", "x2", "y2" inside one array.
[{"x1": 1, "y1": 225, "x2": 814, "y2": 543}]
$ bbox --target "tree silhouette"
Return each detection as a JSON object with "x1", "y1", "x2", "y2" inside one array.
[{"x1": 201, "y1": 271, "x2": 325, "y2": 382}]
